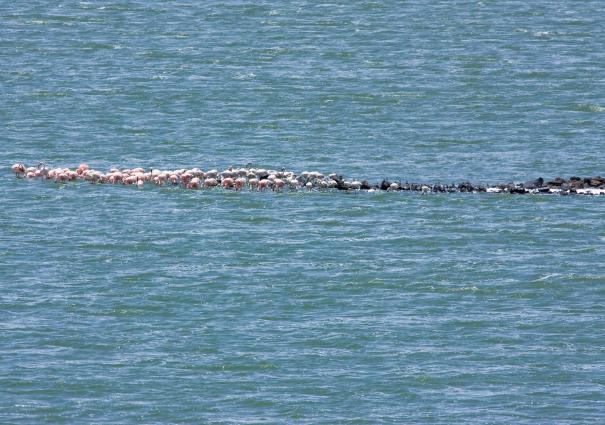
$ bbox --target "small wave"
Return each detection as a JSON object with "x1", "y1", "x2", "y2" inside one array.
[
  {"x1": 29, "y1": 90, "x2": 73, "y2": 98},
  {"x1": 233, "y1": 72, "x2": 256, "y2": 80},
  {"x1": 532, "y1": 273, "x2": 560, "y2": 283},
  {"x1": 534, "y1": 31, "x2": 552, "y2": 38},
  {"x1": 574, "y1": 103, "x2": 605, "y2": 113}
]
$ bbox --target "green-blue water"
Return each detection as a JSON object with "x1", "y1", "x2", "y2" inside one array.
[{"x1": 2, "y1": 1, "x2": 605, "y2": 423}]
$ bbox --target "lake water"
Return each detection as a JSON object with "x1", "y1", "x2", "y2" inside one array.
[{"x1": 1, "y1": 1, "x2": 605, "y2": 423}]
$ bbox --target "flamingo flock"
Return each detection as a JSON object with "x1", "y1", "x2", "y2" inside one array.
[
  {"x1": 10, "y1": 162, "x2": 368, "y2": 192},
  {"x1": 10, "y1": 163, "x2": 605, "y2": 196}
]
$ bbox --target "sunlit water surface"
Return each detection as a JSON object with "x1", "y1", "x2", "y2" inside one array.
[{"x1": 2, "y1": 1, "x2": 605, "y2": 423}]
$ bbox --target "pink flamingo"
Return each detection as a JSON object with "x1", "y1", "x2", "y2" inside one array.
[
  {"x1": 153, "y1": 175, "x2": 166, "y2": 186},
  {"x1": 35, "y1": 163, "x2": 48, "y2": 179},
  {"x1": 222, "y1": 177, "x2": 234, "y2": 189},
  {"x1": 109, "y1": 173, "x2": 123, "y2": 184},
  {"x1": 234, "y1": 177, "x2": 246, "y2": 191},
  {"x1": 84, "y1": 170, "x2": 99, "y2": 184},
  {"x1": 168, "y1": 174, "x2": 179, "y2": 185},
  {"x1": 76, "y1": 163, "x2": 89, "y2": 175},
  {"x1": 204, "y1": 178, "x2": 218, "y2": 188},
  {"x1": 56, "y1": 173, "x2": 69, "y2": 183},
  {"x1": 273, "y1": 178, "x2": 285, "y2": 191},
  {"x1": 187, "y1": 177, "x2": 201, "y2": 189},
  {"x1": 257, "y1": 179, "x2": 269, "y2": 191},
  {"x1": 288, "y1": 178, "x2": 300, "y2": 189},
  {"x1": 181, "y1": 172, "x2": 193, "y2": 185},
  {"x1": 11, "y1": 163, "x2": 26, "y2": 178}
]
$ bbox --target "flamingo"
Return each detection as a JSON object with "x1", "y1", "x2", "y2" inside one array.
[
  {"x1": 169, "y1": 174, "x2": 179, "y2": 185},
  {"x1": 222, "y1": 177, "x2": 234, "y2": 189},
  {"x1": 34, "y1": 162, "x2": 48, "y2": 179},
  {"x1": 187, "y1": 177, "x2": 201, "y2": 189},
  {"x1": 257, "y1": 179, "x2": 269, "y2": 191},
  {"x1": 288, "y1": 178, "x2": 300, "y2": 189},
  {"x1": 234, "y1": 177, "x2": 246, "y2": 191},
  {"x1": 204, "y1": 178, "x2": 218, "y2": 188},
  {"x1": 124, "y1": 175, "x2": 137, "y2": 185},
  {"x1": 76, "y1": 163, "x2": 88, "y2": 175},
  {"x1": 273, "y1": 178, "x2": 285, "y2": 191},
  {"x1": 11, "y1": 163, "x2": 26, "y2": 178}
]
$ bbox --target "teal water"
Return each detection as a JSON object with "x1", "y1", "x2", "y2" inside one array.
[{"x1": 2, "y1": 1, "x2": 605, "y2": 423}]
